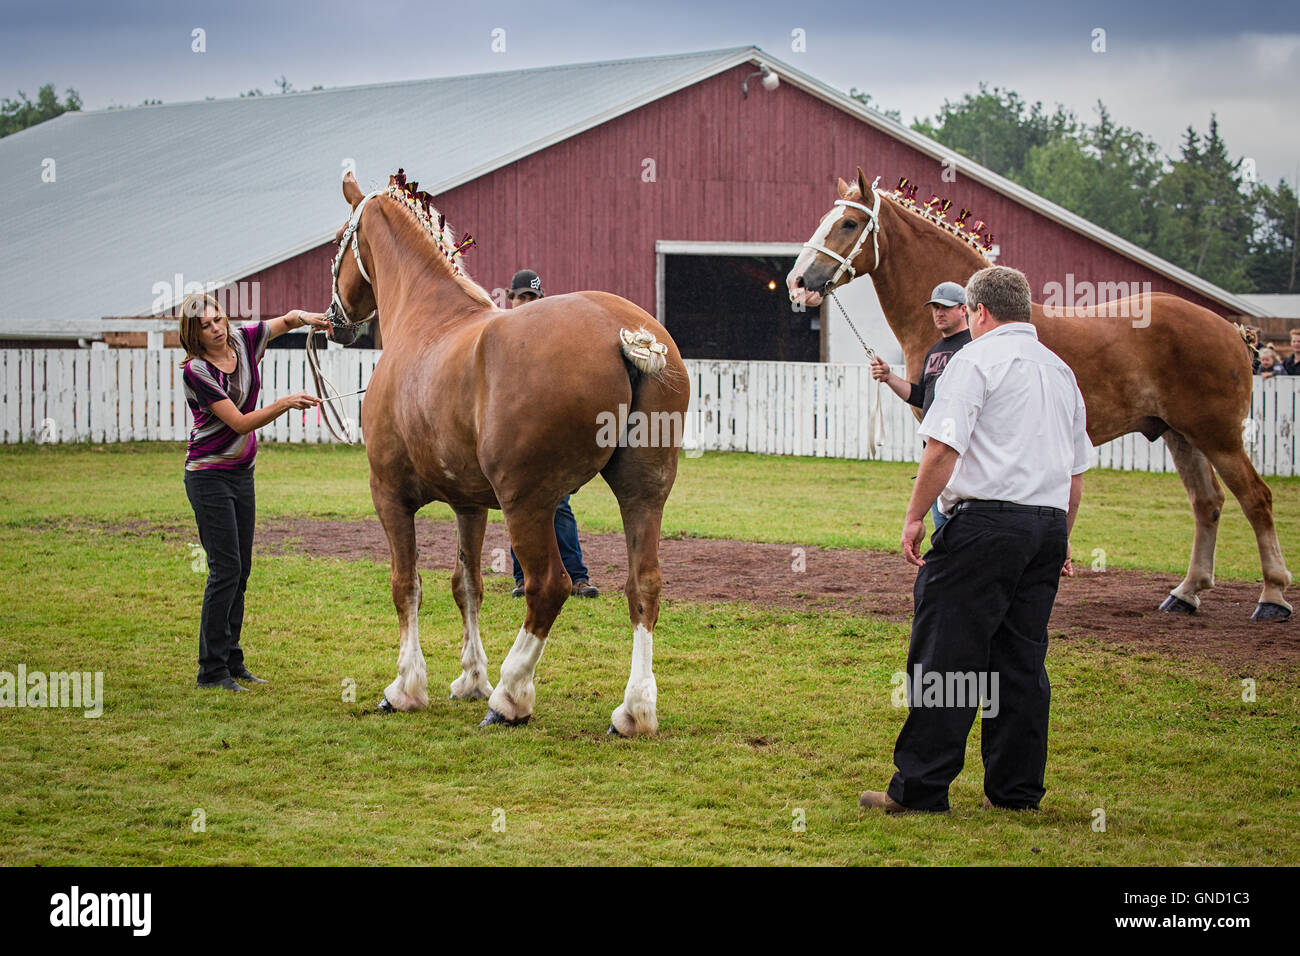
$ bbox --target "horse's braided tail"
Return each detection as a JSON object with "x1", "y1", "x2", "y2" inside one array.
[{"x1": 619, "y1": 327, "x2": 669, "y2": 376}]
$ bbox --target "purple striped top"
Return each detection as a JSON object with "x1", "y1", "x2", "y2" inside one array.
[{"x1": 182, "y1": 321, "x2": 270, "y2": 471}]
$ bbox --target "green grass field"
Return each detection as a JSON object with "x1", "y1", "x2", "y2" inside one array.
[{"x1": 1, "y1": 443, "x2": 1297, "y2": 865}]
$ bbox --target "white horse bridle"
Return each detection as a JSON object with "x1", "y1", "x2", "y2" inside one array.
[
  {"x1": 326, "y1": 190, "x2": 381, "y2": 330},
  {"x1": 801, "y1": 178, "x2": 882, "y2": 289}
]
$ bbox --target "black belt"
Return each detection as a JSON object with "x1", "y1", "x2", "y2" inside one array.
[{"x1": 951, "y1": 499, "x2": 1065, "y2": 517}]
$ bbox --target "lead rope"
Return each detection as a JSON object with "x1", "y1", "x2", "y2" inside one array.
[
  {"x1": 827, "y1": 289, "x2": 887, "y2": 458},
  {"x1": 306, "y1": 330, "x2": 358, "y2": 444}
]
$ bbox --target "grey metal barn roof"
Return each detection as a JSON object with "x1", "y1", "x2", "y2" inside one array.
[
  {"x1": 0, "y1": 45, "x2": 1259, "y2": 335},
  {"x1": 0, "y1": 48, "x2": 759, "y2": 333}
]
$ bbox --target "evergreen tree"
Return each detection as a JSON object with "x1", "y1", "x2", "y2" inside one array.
[
  {"x1": 1249, "y1": 178, "x2": 1300, "y2": 294},
  {"x1": 1150, "y1": 118, "x2": 1255, "y2": 291}
]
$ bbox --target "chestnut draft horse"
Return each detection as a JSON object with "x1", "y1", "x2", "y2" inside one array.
[
  {"x1": 787, "y1": 169, "x2": 1291, "y2": 622},
  {"x1": 325, "y1": 170, "x2": 689, "y2": 734}
]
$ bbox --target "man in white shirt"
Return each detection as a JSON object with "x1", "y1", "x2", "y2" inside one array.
[{"x1": 859, "y1": 265, "x2": 1092, "y2": 814}]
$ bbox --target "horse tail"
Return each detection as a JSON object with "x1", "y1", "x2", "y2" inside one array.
[{"x1": 618, "y1": 327, "x2": 669, "y2": 376}]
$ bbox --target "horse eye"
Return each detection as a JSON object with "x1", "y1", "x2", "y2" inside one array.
[{"x1": 841, "y1": 220, "x2": 857, "y2": 230}]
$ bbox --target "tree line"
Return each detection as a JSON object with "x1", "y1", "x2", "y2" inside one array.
[{"x1": 853, "y1": 84, "x2": 1298, "y2": 295}]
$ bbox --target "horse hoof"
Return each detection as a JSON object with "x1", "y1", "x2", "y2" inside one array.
[
  {"x1": 606, "y1": 724, "x2": 620, "y2": 736},
  {"x1": 1159, "y1": 594, "x2": 1197, "y2": 614},
  {"x1": 377, "y1": 697, "x2": 395, "y2": 713},
  {"x1": 1251, "y1": 602, "x2": 1292, "y2": 622},
  {"x1": 480, "y1": 708, "x2": 529, "y2": 728}
]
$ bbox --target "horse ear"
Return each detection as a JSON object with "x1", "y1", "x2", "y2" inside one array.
[
  {"x1": 836, "y1": 177, "x2": 851, "y2": 199},
  {"x1": 342, "y1": 170, "x2": 363, "y2": 208},
  {"x1": 856, "y1": 167, "x2": 871, "y2": 199}
]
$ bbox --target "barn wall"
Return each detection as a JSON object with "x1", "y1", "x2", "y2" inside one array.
[
  {"x1": 241, "y1": 63, "x2": 1229, "y2": 322},
  {"x1": 235, "y1": 243, "x2": 337, "y2": 317}
]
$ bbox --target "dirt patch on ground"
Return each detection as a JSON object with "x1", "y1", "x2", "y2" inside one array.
[
  {"x1": 116, "y1": 516, "x2": 1298, "y2": 671},
  {"x1": 247, "y1": 517, "x2": 1300, "y2": 672}
]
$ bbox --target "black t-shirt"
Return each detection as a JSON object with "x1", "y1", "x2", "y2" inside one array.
[{"x1": 907, "y1": 328, "x2": 972, "y2": 419}]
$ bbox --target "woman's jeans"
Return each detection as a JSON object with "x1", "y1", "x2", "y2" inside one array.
[{"x1": 184, "y1": 467, "x2": 256, "y2": 683}]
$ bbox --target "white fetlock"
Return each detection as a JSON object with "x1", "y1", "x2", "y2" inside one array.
[
  {"x1": 383, "y1": 673, "x2": 429, "y2": 711},
  {"x1": 610, "y1": 623, "x2": 658, "y2": 736},
  {"x1": 610, "y1": 676, "x2": 658, "y2": 737},
  {"x1": 450, "y1": 668, "x2": 493, "y2": 700},
  {"x1": 487, "y1": 628, "x2": 544, "y2": 722}
]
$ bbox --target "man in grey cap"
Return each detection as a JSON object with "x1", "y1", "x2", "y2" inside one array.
[{"x1": 870, "y1": 280, "x2": 972, "y2": 532}]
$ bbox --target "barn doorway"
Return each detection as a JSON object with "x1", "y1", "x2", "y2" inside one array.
[{"x1": 658, "y1": 245, "x2": 820, "y2": 362}]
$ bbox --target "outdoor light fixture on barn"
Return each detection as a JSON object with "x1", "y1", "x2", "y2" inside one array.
[{"x1": 741, "y1": 64, "x2": 779, "y2": 97}]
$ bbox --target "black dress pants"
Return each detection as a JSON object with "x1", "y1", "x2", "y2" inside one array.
[
  {"x1": 184, "y1": 466, "x2": 256, "y2": 683},
  {"x1": 887, "y1": 502, "x2": 1068, "y2": 811}
]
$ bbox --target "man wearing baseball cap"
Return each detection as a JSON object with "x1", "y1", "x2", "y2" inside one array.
[
  {"x1": 503, "y1": 268, "x2": 599, "y2": 599},
  {"x1": 507, "y1": 269, "x2": 544, "y2": 305},
  {"x1": 870, "y1": 281, "x2": 972, "y2": 532}
]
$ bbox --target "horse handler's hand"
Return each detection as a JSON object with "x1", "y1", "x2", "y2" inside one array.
[
  {"x1": 870, "y1": 356, "x2": 892, "y2": 382},
  {"x1": 300, "y1": 312, "x2": 331, "y2": 331},
  {"x1": 1061, "y1": 550, "x2": 1074, "y2": 577},
  {"x1": 902, "y1": 517, "x2": 926, "y2": 567},
  {"x1": 284, "y1": 392, "x2": 321, "y2": 410}
]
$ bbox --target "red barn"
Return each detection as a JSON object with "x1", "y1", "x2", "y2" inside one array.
[{"x1": 1, "y1": 47, "x2": 1259, "y2": 359}]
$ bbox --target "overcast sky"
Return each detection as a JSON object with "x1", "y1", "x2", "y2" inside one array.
[{"x1": 3, "y1": 0, "x2": 1297, "y2": 185}]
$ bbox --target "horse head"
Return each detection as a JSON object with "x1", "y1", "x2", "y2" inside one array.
[
  {"x1": 324, "y1": 170, "x2": 379, "y2": 346},
  {"x1": 787, "y1": 167, "x2": 882, "y2": 309}
]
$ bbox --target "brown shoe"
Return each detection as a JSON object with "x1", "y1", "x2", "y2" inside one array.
[
  {"x1": 571, "y1": 579, "x2": 599, "y2": 598},
  {"x1": 983, "y1": 795, "x2": 995, "y2": 809},
  {"x1": 858, "y1": 790, "x2": 912, "y2": 814}
]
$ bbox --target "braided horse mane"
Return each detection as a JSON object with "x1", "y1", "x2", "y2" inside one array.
[
  {"x1": 379, "y1": 168, "x2": 495, "y2": 308},
  {"x1": 879, "y1": 176, "x2": 995, "y2": 265}
]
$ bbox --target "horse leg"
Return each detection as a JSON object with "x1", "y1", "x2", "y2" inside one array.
[
  {"x1": 1202, "y1": 444, "x2": 1293, "y2": 620},
  {"x1": 602, "y1": 449, "x2": 677, "y2": 737},
  {"x1": 373, "y1": 488, "x2": 428, "y2": 712},
  {"x1": 1160, "y1": 430, "x2": 1226, "y2": 613},
  {"x1": 481, "y1": 503, "x2": 569, "y2": 726},
  {"x1": 449, "y1": 506, "x2": 493, "y2": 700}
]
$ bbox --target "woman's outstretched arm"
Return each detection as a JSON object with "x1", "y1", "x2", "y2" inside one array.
[{"x1": 265, "y1": 310, "x2": 330, "y2": 342}]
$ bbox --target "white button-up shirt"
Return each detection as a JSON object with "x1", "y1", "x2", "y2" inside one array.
[{"x1": 917, "y1": 322, "x2": 1093, "y2": 514}]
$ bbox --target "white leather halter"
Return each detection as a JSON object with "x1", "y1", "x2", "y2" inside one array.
[
  {"x1": 802, "y1": 181, "x2": 882, "y2": 288},
  {"x1": 327, "y1": 190, "x2": 381, "y2": 329}
]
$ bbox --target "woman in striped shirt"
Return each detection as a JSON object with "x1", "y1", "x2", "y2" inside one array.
[{"x1": 179, "y1": 293, "x2": 330, "y2": 693}]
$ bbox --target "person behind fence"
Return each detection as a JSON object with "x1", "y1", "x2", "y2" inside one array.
[
  {"x1": 1284, "y1": 328, "x2": 1300, "y2": 375},
  {"x1": 1257, "y1": 346, "x2": 1289, "y2": 379},
  {"x1": 870, "y1": 281, "x2": 971, "y2": 534},
  {"x1": 859, "y1": 265, "x2": 1091, "y2": 814},
  {"x1": 504, "y1": 269, "x2": 599, "y2": 599},
  {"x1": 179, "y1": 292, "x2": 331, "y2": 693}
]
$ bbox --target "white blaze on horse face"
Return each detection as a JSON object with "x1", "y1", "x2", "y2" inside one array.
[
  {"x1": 788, "y1": 205, "x2": 841, "y2": 307},
  {"x1": 489, "y1": 628, "x2": 545, "y2": 722},
  {"x1": 611, "y1": 623, "x2": 657, "y2": 736}
]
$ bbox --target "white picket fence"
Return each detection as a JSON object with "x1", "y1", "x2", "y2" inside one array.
[{"x1": 2, "y1": 348, "x2": 1297, "y2": 476}]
